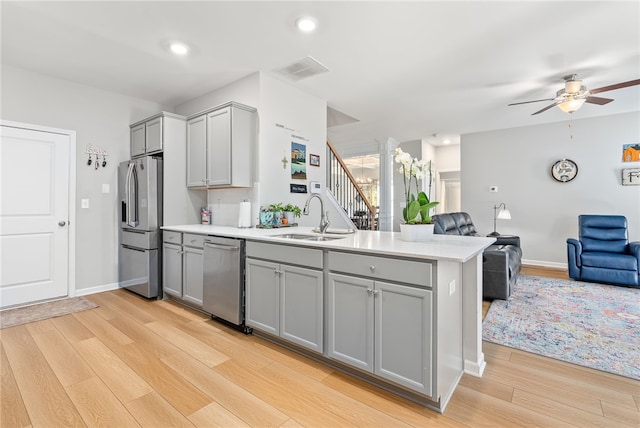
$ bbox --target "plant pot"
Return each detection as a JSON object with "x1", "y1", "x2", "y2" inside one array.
[
  {"x1": 399, "y1": 223, "x2": 434, "y2": 241},
  {"x1": 284, "y1": 211, "x2": 295, "y2": 224},
  {"x1": 259, "y1": 212, "x2": 274, "y2": 226}
]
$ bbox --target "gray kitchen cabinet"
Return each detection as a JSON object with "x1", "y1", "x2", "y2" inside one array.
[
  {"x1": 182, "y1": 234, "x2": 204, "y2": 307},
  {"x1": 162, "y1": 232, "x2": 204, "y2": 308},
  {"x1": 327, "y1": 252, "x2": 433, "y2": 396},
  {"x1": 186, "y1": 102, "x2": 257, "y2": 188},
  {"x1": 245, "y1": 258, "x2": 279, "y2": 335},
  {"x1": 162, "y1": 231, "x2": 183, "y2": 298},
  {"x1": 130, "y1": 112, "x2": 180, "y2": 158},
  {"x1": 246, "y1": 241, "x2": 323, "y2": 353}
]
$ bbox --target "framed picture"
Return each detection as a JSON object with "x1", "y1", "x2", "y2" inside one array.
[{"x1": 310, "y1": 154, "x2": 320, "y2": 167}]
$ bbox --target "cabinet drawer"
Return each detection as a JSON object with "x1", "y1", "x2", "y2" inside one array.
[
  {"x1": 328, "y1": 251, "x2": 432, "y2": 288},
  {"x1": 163, "y1": 231, "x2": 182, "y2": 244},
  {"x1": 183, "y1": 233, "x2": 205, "y2": 248},
  {"x1": 247, "y1": 241, "x2": 322, "y2": 269}
]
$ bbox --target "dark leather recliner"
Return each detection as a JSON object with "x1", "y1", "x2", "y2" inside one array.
[
  {"x1": 567, "y1": 215, "x2": 639, "y2": 287},
  {"x1": 432, "y1": 212, "x2": 522, "y2": 300}
]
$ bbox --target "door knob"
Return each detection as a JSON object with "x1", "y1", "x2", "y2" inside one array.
[{"x1": 58, "y1": 221, "x2": 67, "y2": 227}]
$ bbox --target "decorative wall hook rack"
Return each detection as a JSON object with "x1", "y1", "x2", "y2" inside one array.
[{"x1": 85, "y1": 144, "x2": 108, "y2": 169}]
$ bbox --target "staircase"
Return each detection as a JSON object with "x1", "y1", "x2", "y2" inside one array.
[{"x1": 326, "y1": 139, "x2": 378, "y2": 230}]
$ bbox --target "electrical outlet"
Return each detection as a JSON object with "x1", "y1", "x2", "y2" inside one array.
[
  {"x1": 449, "y1": 280, "x2": 456, "y2": 296},
  {"x1": 489, "y1": 186, "x2": 498, "y2": 192},
  {"x1": 102, "y1": 183, "x2": 110, "y2": 193},
  {"x1": 81, "y1": 199, "x2": 90, "y2": 209}
]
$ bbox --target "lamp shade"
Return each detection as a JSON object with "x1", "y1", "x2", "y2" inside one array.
[{"x1": 497, "y1": 208, "x2": 511, "y2": 220}]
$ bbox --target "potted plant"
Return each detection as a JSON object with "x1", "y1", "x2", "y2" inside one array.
[
  {"x1": 269, "y1": 202, "x2": 285, "y2": 225},
  {"x1": 283, "y1": 203, "x2": 302, "y2": 225},
  {"x1": 259, "y1": 206, "x2": 274, "y2": 226},
  {"x1": 395, "y1": 147, "x2": 439, "y2": 241}
]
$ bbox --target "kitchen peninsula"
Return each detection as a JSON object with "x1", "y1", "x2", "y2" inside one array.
[{"x1": 162, "y1": 224, "x2": 494, "y2": 412}]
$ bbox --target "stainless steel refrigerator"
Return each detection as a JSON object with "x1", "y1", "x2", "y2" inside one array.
[{"x1": 118, "y1": 156, "x2": 162, "y2": 298}]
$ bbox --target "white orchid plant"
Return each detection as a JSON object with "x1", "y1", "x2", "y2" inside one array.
[{"x1": 395, "y1": 147, "x2": 439, "y2": 224}]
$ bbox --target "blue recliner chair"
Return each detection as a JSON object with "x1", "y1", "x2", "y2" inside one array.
[{"x1": 567, "y1": 215, "x2": 640, "y2": 287}]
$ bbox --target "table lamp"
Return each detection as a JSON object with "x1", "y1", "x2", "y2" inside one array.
[{"x1": 488, "y1": 203, "x2": 511, "y2": 237}]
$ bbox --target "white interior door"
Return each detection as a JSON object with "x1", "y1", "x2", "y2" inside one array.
[{"x1": 1, "y1": 124, "x2": 72, "y2": 308}]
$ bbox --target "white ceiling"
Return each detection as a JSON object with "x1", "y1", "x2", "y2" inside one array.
[{"x1": 2, "y1": 1, "x2": 638, "y2": 147}]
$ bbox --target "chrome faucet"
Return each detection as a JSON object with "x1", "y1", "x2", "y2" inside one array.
[{"x1": 303, "y1": 194, "x2": 330, "y2": 233}]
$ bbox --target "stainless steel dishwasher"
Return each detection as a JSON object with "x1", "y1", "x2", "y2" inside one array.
[{"x1": 202, "y1": 236, "x2": 250, "y2": 332}]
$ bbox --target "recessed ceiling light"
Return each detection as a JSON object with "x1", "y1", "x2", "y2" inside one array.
[
  {"x1": 296, "y1": 16, "x2": 318, "y2": 33},
  {"x1": 169, "y1": 42, "x2": 189, "y2": 55}
]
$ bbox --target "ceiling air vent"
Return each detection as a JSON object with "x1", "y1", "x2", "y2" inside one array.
[{"x1": 275, "y1": 56, "x2": 329, "y2": 81}]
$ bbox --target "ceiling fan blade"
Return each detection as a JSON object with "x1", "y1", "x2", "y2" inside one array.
[
  {"x1": 531, "y1": 102, "x2": 559, "y2": 115},
  {"x1": 508, "y1": 98, "x2": 555, "y2": 106},
  {"x1": 585, "y1": 96, "x2": 614, "y2": 105},
  {"x1": 589, "y1": 79, "x2": 640, "y2": 94}
]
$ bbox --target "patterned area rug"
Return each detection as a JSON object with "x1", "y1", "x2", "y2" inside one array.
[
  {"x1": 483, "y1": 275, "x2": 639, "y2": 380},
  {"x1": 0, "y1": 297, "x2": 97, "y2": 329}
]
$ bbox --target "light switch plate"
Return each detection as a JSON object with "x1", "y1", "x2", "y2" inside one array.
[
  {"x1": 622, "y1": 168, "x2": 640, "y2": 186},
  {"x1": 102, "y1": 183, "x2": 110, "y2": 193},
  {"x1": 81, "y1": 199, "x2": 90, "y2": 209}
]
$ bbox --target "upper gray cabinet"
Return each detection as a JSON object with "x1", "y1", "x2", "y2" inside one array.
[
  {"x1": 186, "y1": 102, "x2": 257, "y2": 188},
  {"x1": 130, "y1": 112, "x2": 182, "y2": 158}
]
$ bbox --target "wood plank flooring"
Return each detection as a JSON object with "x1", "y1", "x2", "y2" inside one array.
[{"x1": 2, "y1": 266, "x2": 638, "y2": 427}]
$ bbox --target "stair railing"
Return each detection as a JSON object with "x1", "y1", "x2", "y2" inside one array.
[{"x1": 326, "y1": 139, "x2": 377, "y2": 230}]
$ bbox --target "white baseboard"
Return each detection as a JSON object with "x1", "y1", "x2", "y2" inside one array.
[
  {"x1": 74, "y1": 282, "x2": 120, "y2": 297},
  {"x1": 521, "y1": 259, "x2": 567, "y2": 269}
]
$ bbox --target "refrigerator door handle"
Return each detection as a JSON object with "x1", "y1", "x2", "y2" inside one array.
[{"x1": 126, "y1": 162, "x2": 139, "y2": 227}]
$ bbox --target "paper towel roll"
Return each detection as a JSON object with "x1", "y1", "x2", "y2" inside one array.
[{"x1": 238, "y1": 201, "x2": 252, "y2": 228}]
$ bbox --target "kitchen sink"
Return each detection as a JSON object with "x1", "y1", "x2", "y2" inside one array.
[{"x1": 272, "y1": 233, "x2": 345, "y2": 241}]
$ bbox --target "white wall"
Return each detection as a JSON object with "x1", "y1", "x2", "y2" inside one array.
[
  {"x1": 462, "y1": 112, "x2": 640, "y2": 267},
  {"x1": 1, "y1": 65, "x2": 168, "y2": 292},
  {"x1": 436, "y1": 144, "x2": 461, "y2": 172},
  {"x1": 174, "y1": 72, "x2": 330, "y2": 229}
]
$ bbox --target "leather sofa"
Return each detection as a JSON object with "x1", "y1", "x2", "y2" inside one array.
[
  {"x1": 567, "y1": 215, "x2": 639, "y2": 287},
  {"x1": 432, "y1": 212, "x2": 522, "y2": 300}
]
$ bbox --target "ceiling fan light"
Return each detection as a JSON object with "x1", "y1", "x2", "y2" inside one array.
[
  {"x1": 565, "y1": 80, "x2": 583, "y2": 94},
  {"x1": 557, "y1": 97, "x2": 586, "y2": 113}
]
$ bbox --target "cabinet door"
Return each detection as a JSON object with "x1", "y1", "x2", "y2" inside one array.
[
  {"x1": 186, "y1": 115, "x2": 207, "y2": 187},
  {"x1": 280, "y1": 265, "x2": 323, "y2": 353},
  {"x1": 130, "y1": 123, "x2": 146, "y2": 158},
  {"x1": 145, "y1": 116, "x2": 163, "y2": 154},
  {"x1": 246, "y1": 258, "x2": 280, "y2": 335},
  {"x1": 327, "y1": 273, "x2": 374, "y2": 372},
  {"x1": 182, "y1": 245, "x2": 204, "y2": 307},
  {"x1": 206, "y1": 107, "x2": 231, "y2": 186},
  {"x1": 162, "y1": 242, "x2": 182, "y2": 298},
  {"x1": 375, "y1": 281, "x2": 432, "y2": 396}
]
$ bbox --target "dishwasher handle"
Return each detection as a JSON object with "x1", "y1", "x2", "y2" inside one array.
[{"x1": 204, "y1": 241, "x2": 240, "y2": 251}]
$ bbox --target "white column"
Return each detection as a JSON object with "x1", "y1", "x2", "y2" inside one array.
[
  {"x1": 462, "y1": 253, "x2": 486, "y2": 376},
  {"x1": 377, "y1": 138, "x2": 397, "y2": 231}
]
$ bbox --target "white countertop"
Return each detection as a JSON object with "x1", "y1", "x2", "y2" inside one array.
[{"x1": 163, "y1": 224, "x2": 495, "y2": 263}]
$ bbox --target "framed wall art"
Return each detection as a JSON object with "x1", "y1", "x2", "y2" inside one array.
[{"x1": 310, "y1": 154, "x2": 320, "y2": 167}]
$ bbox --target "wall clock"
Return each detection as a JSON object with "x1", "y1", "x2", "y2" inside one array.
[{"x1": 551, "y1": 159, "x2": 578, "y2": 182}]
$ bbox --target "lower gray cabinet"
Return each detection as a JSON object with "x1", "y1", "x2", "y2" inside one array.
[
  {"x1": 162, "y1": 241, "x2": 183, "y2": 297},
  {"x1": 182, "y1": 243, "x2": 204, "y2": 307},
  {"x1": 246, "y1": 257, "x2": 323, "y2": 353},
  {"x1": 327, "y1": 271, "x2": 433, "y2": 396},
  {"x1": 162, "y1": 232, "x2": 203, "y2": 308}
]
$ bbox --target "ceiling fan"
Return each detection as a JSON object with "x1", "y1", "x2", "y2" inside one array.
[{"x1": 508, "y1": 74, "x2": 640, "y2": 115}]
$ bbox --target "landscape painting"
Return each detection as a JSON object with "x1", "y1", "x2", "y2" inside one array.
[{"x1": 291, "y1": 142, "x2": 307, "y2": 180}]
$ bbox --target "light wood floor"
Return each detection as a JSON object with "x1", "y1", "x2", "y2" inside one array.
[{"x1": 2, "y1": 267, "x2": 638, "y2": 427}]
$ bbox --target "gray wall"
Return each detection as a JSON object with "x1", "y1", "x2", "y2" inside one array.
[
  {"x1": 461, "y1": 112, "x2": 640, "y2": 267},
  {"x1": 1, "y1": 65, "x2": 168, "y2": 292}
]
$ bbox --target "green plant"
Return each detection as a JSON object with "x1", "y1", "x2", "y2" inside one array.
[
  {"x1": 395, "y1": 148, "x2": 439, "y2": 224},
  {"x1": 268, "y1": 202, "x2": 285, "y2": 212},
  {"x1": 283, "y1": 203, "x2": 302, "y2": 218}
]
